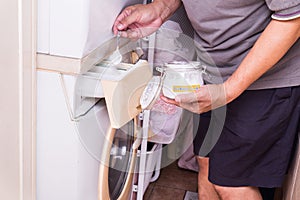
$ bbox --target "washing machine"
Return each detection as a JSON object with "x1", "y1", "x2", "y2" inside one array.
[
  {"x1": 37, "y1": 34, "x2": 163, "y2": 200},
  {"x1": 36, "y1": 0, "x2": 162, "y2": 199}
]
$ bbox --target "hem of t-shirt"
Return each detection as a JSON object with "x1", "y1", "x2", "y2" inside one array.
[
  {"x1": 272, "y1": 4, "x2": 300, "y2": 21},
  {"x1": 247, "y1": 76, "x2": 300, "y2": 90},
  {"x1": 272, "y1": 11, "x2": 300, "y2": 21}
]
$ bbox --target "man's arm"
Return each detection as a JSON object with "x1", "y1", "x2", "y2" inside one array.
[{"x1": 225, "y1": 17, "x2": 300, "y2": 103}]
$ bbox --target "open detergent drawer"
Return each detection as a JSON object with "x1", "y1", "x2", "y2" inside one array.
[{"x1": 74, "y1": 59, "x2": 152, "y2": 127}]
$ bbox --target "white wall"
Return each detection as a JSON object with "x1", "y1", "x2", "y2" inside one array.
[{"x1": 0, "y1": 0, "x2": 35, "y2": 200}]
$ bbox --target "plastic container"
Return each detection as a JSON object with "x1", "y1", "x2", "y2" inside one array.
[
  {"x1": 140, "y1": 61, "x2": 204, "y2": 110},
  {"x1": 161, "y1": 61, "x2": 203, "y2": 99}
]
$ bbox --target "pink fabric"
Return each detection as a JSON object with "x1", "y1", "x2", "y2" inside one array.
[{"x1": 151, "y1": 96, "x2": 178, "y2": 115}]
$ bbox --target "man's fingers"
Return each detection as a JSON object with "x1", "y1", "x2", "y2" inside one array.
[
  {"x1": 160, "y1": 96, "x2": 179, "y2": 106},
  {"x1": 175, "y1": 91, "x2": 200, "y2": 104},
  {"x1": 113, "y1": 7, "x2": 138, "y2": 34}
]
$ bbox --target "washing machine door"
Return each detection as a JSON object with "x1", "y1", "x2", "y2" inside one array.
[
  {"x1": 98, "y1": 112, "x2": 138, "y2": 200},
  {"x1": 74, "y1": 99, "x2": 139, "y2": 200}
]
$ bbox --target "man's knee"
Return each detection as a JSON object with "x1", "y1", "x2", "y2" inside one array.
[
  {"x1": 212, "y1": 185, "x2": 262, "y2": 200},
  {"x1": 213, "y1": 185, "x2": 231, "y2": 199}
]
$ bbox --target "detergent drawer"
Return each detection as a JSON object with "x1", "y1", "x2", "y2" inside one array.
[
  {"x1": 76, "y1": 66, "x2": 112, "y2": 99},
  {"x1": 75, "y1": 62, "x2": 142, "y2": 99},
  {"x1": 74, "y1": 38, "x2": 147, "y2": 99},
  {"x1": 74, "y1": 59, "x2": 152, "y2": 128}
]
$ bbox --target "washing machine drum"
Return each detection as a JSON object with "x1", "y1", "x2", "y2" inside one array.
[{"x1": 76, "y1": 99, "x2": 137, "y2": 200}]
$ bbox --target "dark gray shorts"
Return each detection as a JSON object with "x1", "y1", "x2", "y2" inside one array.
[{"x1": 193, "y1": 86, "x2": 300, "y2": 187}]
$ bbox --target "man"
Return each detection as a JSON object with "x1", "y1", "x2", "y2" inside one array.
[{"x1": 113, "y1": 0, "x2": 300, "y2": 199}]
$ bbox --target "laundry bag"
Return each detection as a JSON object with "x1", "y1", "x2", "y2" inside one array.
[{"x1": 147, "y1": 97, "x2": 183, "y2": 144}]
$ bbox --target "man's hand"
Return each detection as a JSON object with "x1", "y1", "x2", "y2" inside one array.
[
  {"x1": 161, "y1": 84, "x2": 227, "y2": 114},
  {"x1": 113, "y1": 0, "x2": 182, "y2": 39}
]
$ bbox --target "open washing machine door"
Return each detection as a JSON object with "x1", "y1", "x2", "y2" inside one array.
[
  {"x1": 98, "y1": 118, "x2": 138, "y2": 200},
  {"x1": 74, "y1": 98, "x2": 139, "y2": 200}
]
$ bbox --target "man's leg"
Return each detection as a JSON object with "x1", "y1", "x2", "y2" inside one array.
[
  {"x1": 197, "y1": 156, "x2": 263, "y2": 200},
  {"x1": 197, "y1": 156, "x2": 220, "y2": 200},
  {"x1": 213, "y1": 185, "x2": 262, "y2": 200}
]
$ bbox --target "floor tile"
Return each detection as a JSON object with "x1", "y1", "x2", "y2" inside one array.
[
  {"x1": 155, "y1": 162, "x2": 198, "y2": 192},
  {"x1": 184, "y1": 191, "x2": 198, "y2": 200},
  {"x1": 147, "y1": 186, "x2": 186, "y2": 200},
  {"x1": 143, "y1": 160, "x2": 198, "y2": 199}
]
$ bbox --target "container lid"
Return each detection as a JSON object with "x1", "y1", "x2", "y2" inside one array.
[
  {"x1": 165, "y1": 61, "x2": 200, "y2": 69},
  {"x1": 140, "y1": 76, "x2": 162, "y2": 110}
]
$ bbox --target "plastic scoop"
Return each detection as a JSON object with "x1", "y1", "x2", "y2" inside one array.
[{"x1": 107, "y1": 32, "x2": 122, "y2": 66}]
